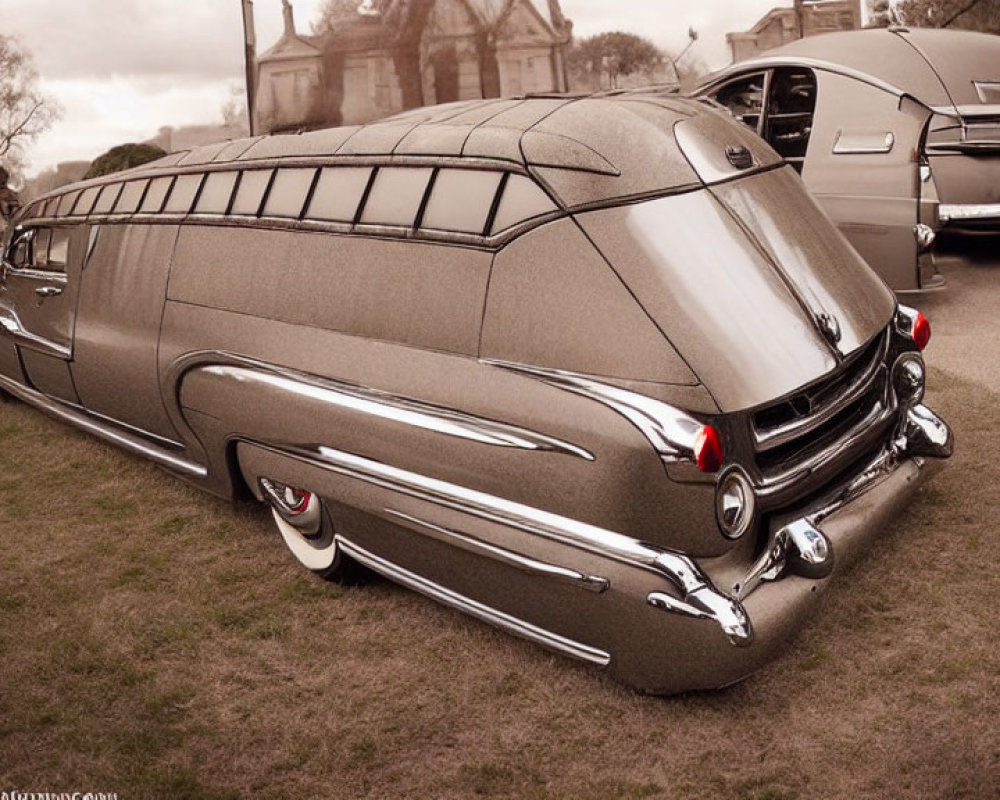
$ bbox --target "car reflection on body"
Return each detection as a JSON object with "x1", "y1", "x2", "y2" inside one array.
[{"x1": 694, "y1": 26, "x2": 1000, "y2": 292}]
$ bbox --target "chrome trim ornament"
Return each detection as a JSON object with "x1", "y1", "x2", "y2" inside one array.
[
  {"x1": 484, "y1": 360, "x2": 707, "y2": 472},
  {"x1": 892, "y1": 353, "x2": 925, "y2": 409},
  {"x1": 257, "y1": 441, "x2": 752, "y2": 644},
  {"x1": 0, "y1": 372, "x2": 207, "y2": 478},
  {"x1": 938, "y1": 202, "x2": 1000, "y2": 223},
  {"x1": 201, "y1": 362, "x2": 593, "y2": 460},
  {"x1": 737, "y1": 519, "x2": 834, "y2": 599},
  {"x1": 335, "y1": 536, "x2": 612, "y2": 666},
  {"x1": 384, "y1": 508, "x2": 610, "y2": 593}
]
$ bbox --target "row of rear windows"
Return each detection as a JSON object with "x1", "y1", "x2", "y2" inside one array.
[{"x1": 31, "y1": 165, "x2": 558, "y2": 238}]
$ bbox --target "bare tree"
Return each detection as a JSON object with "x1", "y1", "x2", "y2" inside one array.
[
  {"x1": 567, "y1": 32, "x2": 663, "y2": 91},
  {"x1": 0, "y1": 34, "x2": 59, "y2": 184}
]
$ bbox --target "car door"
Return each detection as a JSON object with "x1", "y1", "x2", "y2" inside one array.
[{"x1": 0, "y1": 223, "x2": 86, "y2": 401}]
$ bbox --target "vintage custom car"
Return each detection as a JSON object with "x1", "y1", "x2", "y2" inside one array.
[
  {"x1": 0, "y1": 94, "x2": 952, "y2": 693},
  {"x1": 694, "y1": 26, "x2": 1000, "y2": 292}
]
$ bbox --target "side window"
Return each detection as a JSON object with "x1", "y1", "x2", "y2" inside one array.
[
  {"x1": 5, "y1": 228, "x2": 34, "y2": 269},
  {"x1": 231, "y1": 169, "x2": 273, "y2": 216},
  {"x1": 712, "y1": 73, "x2": 766, "y2": 134},
  {"x1": 93, "y1": 183, "x2": 123, "y2": 215},
  {"x1": 194, "y1": 171, "x2": 239, "y2": 214},
  {"x1": 74, "y1": 186, "x2": 101, "y2": 216},
  {"x1": 306, "y1": 166, "x2": 371, "y2": 223},
  {"x1": 114, "y1": 179, "x2": 149, "y2": 214},
  {"x1": 489, "y1": 174, "x2": 558, "y2": 235},
  {"x1": 44, "y1": 228, "x2": 70, "y2": 272},
  {"x1": 359, "y1": 167, "x2": 434, "y2": 227},
  {"x1": 764, "y1": 68, "x2": 817, "y2": 172},
  {"x1": 140, "y1": 176, "x2": 173, "y2": 213},
  {"x1": 420, "y1": 169, "x2": 503, "y2": 234},
  {"x1": 261, "y1": 168, "x2": 316, "y2": 218},
  {"x1": 164, "y1": 173, "x2": 203, "y2": 214}
]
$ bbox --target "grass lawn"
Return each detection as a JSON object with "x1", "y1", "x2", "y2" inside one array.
[{"x1": 0, "y1": 361, "x2": 996, "y2": 799}]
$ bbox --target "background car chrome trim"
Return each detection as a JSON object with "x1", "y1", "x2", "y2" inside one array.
[
  {"x1": 483, "y1": 359, "x2": 705, "y2": 466},
  {"x1": 832, "y1": 130, "x2": 895, "y2": 154},
  {"x1": 384, "y1": 508, "x2": 610, "y2": 594},
  {"x1": 0, "y1": 306, "x2": 71, "y2": 359},
  {"x1": 200, "y1": 363, "x2": 593, "y2": 461},
  {"x1": 0, "y1": 372, "x2": 207, "y2": 478},
  {"x1": 334, "y1": 535, "x2": 612, "y2": 666},
  {"x1": 260, "y1": 441, "x2": 751, "y2": 643},
  {"x1": 938, "y1": 203, "x2": 1000, "y2": 222}
]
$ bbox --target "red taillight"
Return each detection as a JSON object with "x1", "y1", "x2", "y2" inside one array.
[
  {"x1": 912, "y1": 311, "x2": 931, "y2": 351},
  {"x1": 694, "y1": 425, "x2": 723, "y2": 473}
]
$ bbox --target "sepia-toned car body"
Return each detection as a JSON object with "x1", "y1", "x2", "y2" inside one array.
[
  {"x1": 0, "y1": 95, "x2": 951, "y2": 693},
  {"x1": 694, "y1": 27, "x2": 1000, "y2": 292}
]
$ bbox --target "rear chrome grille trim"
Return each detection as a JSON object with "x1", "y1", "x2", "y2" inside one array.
[{"x1": 752, "y1": 330, "x2": 887, "y2": 452}]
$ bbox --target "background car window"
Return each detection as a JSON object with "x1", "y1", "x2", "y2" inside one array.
[
  {"x1": 195, "y1": 171, "x2": 239, "y2": 214},
  {"x1": 713, "y1": 73, "x2": 766, "y2": 133},
  {"x1": 359, "y1": 167, "x2": 433, "y2": 227},
  {"x1": 33, "y1": 228, "x2": 51, "y2": 266},
  {"x1": 306, "y1": 166, "x2": 371, "y2": 222},
  {"x1": 163, "y1": 174, "x2": 203, "y2": 214},
  {"x1": 231, "y1": 169, "x2": 273, "y2": 216},
  {"x1": 261, "y1": 168, "x2": 316, "y2": 218},
  {"x1": 764, "y1": 69, "x2": 817, "y2": 171},
  {"x1": 420, "y1": 169, "x2": 503, "y2": 234},
  {"x1": 140, "y1": 176, "x2": 173, "y2": 213},
  {"x1": 42, "y1": 197, "x2": 58, "y2": 217}
]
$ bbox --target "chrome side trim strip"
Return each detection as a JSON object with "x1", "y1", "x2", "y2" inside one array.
[
  {"x1": 939, "y1": 202, "x2": 1000, "y2": 223},
  {"x1": 0, "y1": 373, "x2": 207, "y2": 478},
  {"x1": 278, "y1": 441, "x2": 751, "y2": 644},
  {"x1": 199, "y1": 362, "x2": 593, "y2": 461},
  {"x1": 335, "y1": 535, "x2": 612, "y2": 666},
  {"x1": 483, "y1": 360, "x2": 703, "y2": 464},
  {"x1": 0, "y1": 306, "x2": 71, "y2": 359},
  {"x1": 384, "y1": 508, "x2": 610, "y2": 593}
]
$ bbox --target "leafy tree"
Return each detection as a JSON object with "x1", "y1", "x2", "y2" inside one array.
[
  {"x1": 869, "y1": 0, "x2": 1000, "y2": 33},
  {"x1": 0, "y1": 34, "x2": 60, "y2": 185},
  {"x1": 84, "y1": 143, "x2": 167, "y2": 180},
  {"x1": 568, "y1": 32, "x2": 663, "y2": 90}
]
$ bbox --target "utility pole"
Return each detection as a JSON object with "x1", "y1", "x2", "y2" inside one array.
[{"x1": 241, "y1": 0, "x2": 257, "y2": 136}]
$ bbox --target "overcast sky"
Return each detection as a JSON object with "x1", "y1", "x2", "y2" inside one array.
[{"x1": 1, "y1": 0, "x2": 791, "y2": 176}]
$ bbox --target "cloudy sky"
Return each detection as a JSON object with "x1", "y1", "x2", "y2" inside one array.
[{"x1": 1, "y1": 0, "x2": 795, "y2": 176}]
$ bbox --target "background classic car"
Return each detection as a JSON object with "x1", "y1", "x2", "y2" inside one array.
[
  {"x1": 0, "y1": 94, "x2": 951, "y2": 693},
  {"x1": 695, "y1": 27, "x2": 1000, "y2": 292}
]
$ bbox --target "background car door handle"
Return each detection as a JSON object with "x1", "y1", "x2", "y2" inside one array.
[{"x1": 35, "y1": 286, "x2": 63, "y2": 298}]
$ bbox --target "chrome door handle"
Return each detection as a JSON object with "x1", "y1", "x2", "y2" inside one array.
[{"x1": 35, "y1": 286, "x2": 62, "y2": 298}]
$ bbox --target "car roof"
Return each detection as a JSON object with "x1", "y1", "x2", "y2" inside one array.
[
  {"x1": 703, "y1": 27, "x2": 1000, "y2": 110},
  {"x1": 59, "y1": 95, "x2": 753, "y2": 211}
]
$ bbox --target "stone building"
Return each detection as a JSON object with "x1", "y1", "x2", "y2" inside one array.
[
  {"x1": 255, "y1": 0, "x2": 572, "y2": 133},
  {"x1": 727, "y1": 0, "x2": 863, "y2": 63}
]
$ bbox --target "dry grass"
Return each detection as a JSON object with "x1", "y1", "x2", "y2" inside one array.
[{"x1": 0, "y1": 365, "x2": 997, "y2": 797}]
